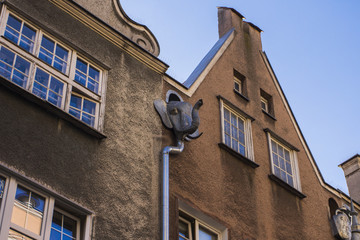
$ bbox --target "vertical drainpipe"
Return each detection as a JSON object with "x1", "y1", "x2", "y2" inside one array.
[{"x1": 162, "y1": 140, "x2": 184, "y2": 240}]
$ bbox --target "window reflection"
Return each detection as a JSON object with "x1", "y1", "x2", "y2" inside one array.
[{"x1": 11, "y1": 186, "x2": 45, "y2": 235}]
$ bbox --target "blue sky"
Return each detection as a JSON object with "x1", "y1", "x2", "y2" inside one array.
[{"x1": 121, "y1": 0, "x2": 360, "y2": 194}]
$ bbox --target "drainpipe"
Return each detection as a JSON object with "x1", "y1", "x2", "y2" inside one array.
[{"x1": 162, "y1": 140, "x2": 184, "y2": 240}]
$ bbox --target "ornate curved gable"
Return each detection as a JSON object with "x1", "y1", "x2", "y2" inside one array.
[{"x1": 70, "y1": 0, "x2": 160, "y2": 56}]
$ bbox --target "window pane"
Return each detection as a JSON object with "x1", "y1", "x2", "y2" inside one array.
[
  {"x1": 83, "y1": 99, "x2": 96, "y2": 115},
  {"x1": 238, "y1": 131, "x2": 245, "y2": 144},
  {"x1": 271, "y1": 140, "x2": 277, "y2": 153},
  {"x1": 224, "y1": 121, "x2": 230, "y2": 135},
  {"x1": 76, "y1": 59, "x2": 87, "y2": 74},
  {"x1": 287, "y1": 174, "x2": 294, "y2": 187},
  {"x1": 82, "y1": 113, "x2": 95, "y2": 127},
  {"x1": 280, "y1": 170, "x2": 287, "y2": 182},
  {"x1": 0, "y1": 176, "x2": 5, "y2": 207},
  {"x1": 7, "y1": 15, "x2": 22, "y2": 31},
  {"x1": 70, "y1": 95, "x2": 82, "y2": 109},
  {"x1": 0, "y1": 46, "x2": 15, "y2": 65},
  {"x1": 286, "y1": 162, "x2": 292, "y2": 175},
  {"x1": 179, "y1": 220, "x2": 190, "y2": 239},
  {"x1": 89, "y1": 66, "x2": 99, "y2": 82},
  {"x1": 8, "y1": 229, "x2": 34, "y2": 240},
  {"x1": 50, "y1": 211, "x2": 77, "y2": 240},
  {"x1": 63, "y1": 215, "x2": 77, "y2": 237},
  {"x1": 13, "y1": 56, "x2": 30, "y2": 88},
  {"x1": 239, "y1": 145, "x2": 245, "y2": 156},
  {"x1": 223, "y1": 108, "x2": 230, "y2": 121},
  {"x1": 238, "y1": 118, "x2": 244, "y2": 131},
  {"x1": 224, "y1": 134, "x2": 231, "y2": 147},
  {"x1": 19, "y1": 24, "x2": 36, "y2": 52},
  {"x1": 12, "y1": 186, "x2": 45, "y2": 235},
  {"x1": 74, "y1": 70, "x2": 86, "y2": 86},
  {"x1": 199, "y1": 226, "x2": 218, "y2": 240},
  {"x1": 230, "y1": 113, "x2": 236, "y2": 125},
  {"x1": 69, "y1": 108, "x2": 81, "y2": 119},
  {"x1": 5, "y1": 15, "x2": 21, "y2": 44},
  {"x1": 41, "y1": 36, "x2": 55, "y2": 52},
  {"x1": 272, "y1": 153, "x2": 279, "y2": 166}
]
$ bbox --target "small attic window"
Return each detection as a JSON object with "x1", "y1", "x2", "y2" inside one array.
[
  {"x1": 233, "y1": 70, "x2": 248, "y2": 101},
  {"x1": 260, "y1": 89, "x2": 275, "y2": 119}
]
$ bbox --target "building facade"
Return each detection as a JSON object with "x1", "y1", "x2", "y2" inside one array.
[
  {"x1": 162, "y1": 7, "x2": 358, "y2": 240},
  {"x1": 0, "y1": 0, "x2": 167, "y2": 239},
  {"x1": 0, "y1": 1, "x2": 357, "y2": 240}
]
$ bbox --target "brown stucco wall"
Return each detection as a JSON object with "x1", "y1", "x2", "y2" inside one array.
[
  {"x1": 0, "y1": 0, "x2": 164, "y2": 239},
  {"x1": 164, "y1": 8, "x2": 348, "y2": 240}
]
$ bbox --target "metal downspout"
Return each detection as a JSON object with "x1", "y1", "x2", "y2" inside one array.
[{"x1": 162, "y1": 140, "x2": 184, "y2": 240}]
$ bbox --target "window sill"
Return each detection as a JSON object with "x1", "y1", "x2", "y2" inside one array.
[
  {"x1": 268, "y1": 174, "x2": 306, "y2": 199},
  {"x1": 234, "y1": 90, "x2": 249, "y2": 102},
  {"x1": 218, "y1": 143, "x2": 259, "y2": 168},
  {"x1": 0, "y1": 76, "x2": 106, "y2": 139},
  {"x1": 262, "y1": 110, "x2": 276, "y2": 121}
]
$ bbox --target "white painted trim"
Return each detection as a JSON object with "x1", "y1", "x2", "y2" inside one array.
[
  {"x1": 179, "y1": 201, "x2": 228, "y2": 240},
  {"x1": 163, "y1": 31, "x2": 235, "y2": 97}
]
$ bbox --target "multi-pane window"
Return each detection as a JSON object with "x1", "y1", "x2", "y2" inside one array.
[
  {"x1": 0, "y1": 9, "x2": 105, "y2": 130},
  {"x1": 4, "y1": 14, "x2": 36, "y2": 53},
  {"x1": 32, "y1": 68, "x2": 64, "y2": 108},
  {"x1": 39, "y1": 36, "x2": 69, "y2": 74},
  {"x1": 179, "y1": 213, "x2": 223, "y2": 240},
  {"x1": 75, "y1": 59, "x2": 100, "y2": 94},
  {"x1": 267, "y1": 133, "x2": 301, "y2": 190},
  {"x1": 220, "y1": 100, "x2": 254, "y2": 161},
  {"x1": 270, "y1": 140, "x2": 294, "y2": 187},
  {"x1": 0, "y1": 174, "x2": 86, "y2": 240},
  {"x1": 0, "y1": 45, "x2": 31, "y2": 88},
  {"x1": 223, "y1": 106, "x2": 246, "y2": 156},
  {"x1": 260, "y1": 97, "x2": 268, "y2": 112},
  {"x1": 234, "y1": 77, "x2": 242, "y2": 94},
  {"x1": 11, "y1": 185, "x2": 45, "y2": 235},
  {"x1": 69, "y1": 94, "x2": 97, "y2": 127},
  {"x1": 50, "y1": 210, "x2": 78, "y2": 240}
]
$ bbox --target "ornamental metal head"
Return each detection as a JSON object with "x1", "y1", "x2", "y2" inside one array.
[
  {"x1": 333, "y1": 205, "x2": 352, "y2": 240},
  {"x1": 154, "y1": 90, "x2": 203, "y2": 142}
]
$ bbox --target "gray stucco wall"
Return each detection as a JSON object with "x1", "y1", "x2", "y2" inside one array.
[{"x1": 0, "y1": 0, "x2": 163, "y2": 239}]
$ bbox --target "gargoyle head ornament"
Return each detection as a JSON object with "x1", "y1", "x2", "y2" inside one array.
[{"x1": 154, "y1": 90, "x2": 203, "y2": 141}]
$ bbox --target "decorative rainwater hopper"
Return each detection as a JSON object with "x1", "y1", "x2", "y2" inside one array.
[{"x1": 154, "y1": 90, "x2": 203, "y2": 240}]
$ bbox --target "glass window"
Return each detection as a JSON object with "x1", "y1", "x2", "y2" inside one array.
[
  {"x1": 0, "y1": 176, "x2": 5, "y2": 207},
  {"x1": 69, "y1": 94, "x2": 96, "y2": 127},
  {"x1": 39, "y1": 36, "x2": 69, "y2": 74},
  {"x1": 199, "y1": 226, "x2": 218, "y2": 240},
  {"x1": 32, "y1": 68, "x2": 64, "y2": 107},
  {"x1": 270, "y1": 139, "x2": 296, "y2": 188},
  {"x1": 8, "y1": 229, "x2": 34, "y2": 240},
  {"x1": 234, "y1": 76, "x2": 242, "y2": 94},
  {"x1": 179, "y1": 218, "x2": 191, "y2": 240},
  {"x1": 50, "y1": 210, "x2": 78, "y2": 240},
  {"x1": 223, "y1": 106, "x2": 246, "y2": 156},
  {"x1": 4, "y1": 14, "x2": 36, "y2": 53},
  {"x1": 0, "y1": 46, "x2": 31, "y2": 88},
  {"x1": 261, "y1": 97, "x2": 268, "y2": 112},
  {"x1": 11, "y1": 186, "x2": 45, "y2": 235},
  {"x1": 75, "y1": 58, "x2": 100, "y2": 93}
]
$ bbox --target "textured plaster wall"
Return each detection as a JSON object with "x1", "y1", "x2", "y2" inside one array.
[
  {"x1": 164, "y1": 8, "x2": 344, "y2": 240},
  {"x1": 0, "y1": 0, "x2": 163, "y2": 239}
]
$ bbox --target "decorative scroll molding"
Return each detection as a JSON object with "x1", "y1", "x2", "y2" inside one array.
[
  {"x1": 49, "y1": 0, "x2": 167, "y2": 73},
  {"x1": 113, "y1": 0, "x2": 160, "y2": 56}
]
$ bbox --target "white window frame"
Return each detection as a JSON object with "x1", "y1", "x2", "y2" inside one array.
[
  {"x1": 0, "y1": 6, "x2": 106, "y2": 131},
  {"x1": 260, "y1": 97, "x2": 268, "y2": 112},
  {"x1": 179, "y1": 217, "x2": 192, "y2": 240},
  {"x1": 266, "y1": 132, "x2": 302, "y2": 191},
  {"x1": 233, "y1": 76, "x2": 242, "y2": 94},
  {"x1": 179, "y1": 200, "x2": 228, "y2": 240},
  {"x1": 220, "y1": 99, "x2": 255, "y2": 161},
  {"x1": 0, "y1": 172, "x2": 91, "y2": 240}
]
